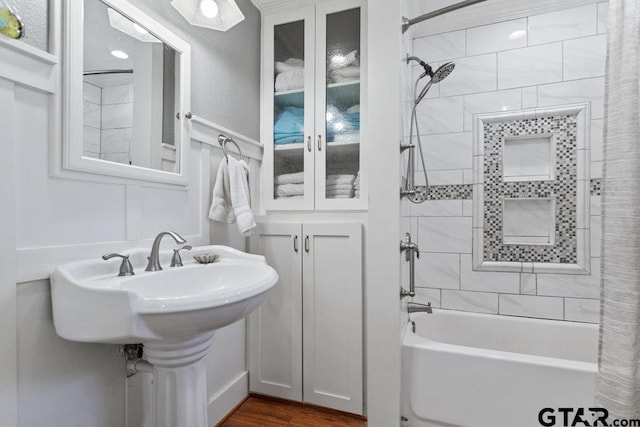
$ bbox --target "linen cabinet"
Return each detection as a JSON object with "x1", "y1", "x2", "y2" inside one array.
[
  {"x1": 261, "y1": 0, "x2": 366, "y2": 211},
  {"x1": 248, "y1": 222, "x2": 363, "y2": 415}
]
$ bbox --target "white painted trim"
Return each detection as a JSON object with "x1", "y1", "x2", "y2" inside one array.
[
  {"x1": 0, "y1": 76, "x2": 18, "y2": 427},
  {"x1": 409, "y1": 0, "x2": 598, "y2": 38},
  {"x1": 256, "y1": 0, "x2": 319, "y2": 14},
  {"x1": 0, "y1": 38, "x2": 57, "y2": 93},
  {"x1": 207, "y1": 371, "x2": 249, "y2": 426},
  {"x1": 0, "y1": 35, "x2": 57, "y2": 64},
  {"x1": 472, "y1": 103, "x2": 591, "y2": 275},
  {"x1": 57, "y1": 0, "x2": 192, "y2": 186},
  {"x1": 190, "y1": 114, "x2": 264, "y2": 161}
]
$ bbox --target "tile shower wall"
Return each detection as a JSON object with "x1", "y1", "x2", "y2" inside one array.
[
  {"x1": 82, "y1": 82, "x2": 134, "y2": 164},
  {"x1": 401, "y1": 3, "x2": 606, "y2": 323}
]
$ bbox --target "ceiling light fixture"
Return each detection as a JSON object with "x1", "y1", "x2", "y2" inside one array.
[
  {"x1": 171, "y1": 0, "x2": 245, "y2": 32},
  {"x1": 199, "y1": 0, "x2": 219, "y2": 18},
  {"x1": 111, "y1": 50, "x2": 129, "y2": 59}
]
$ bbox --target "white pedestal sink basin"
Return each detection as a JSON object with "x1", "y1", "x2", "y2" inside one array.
[{"x1": 50, "y1": 245, "x2": 278, "y2": 427}]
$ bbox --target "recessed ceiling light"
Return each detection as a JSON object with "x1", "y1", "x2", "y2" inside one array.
[
  {"x1": 111, "y1": 50, "x2": 129, "y2": 59},
  {"x1": 133, "y1": 23, "x2": 148, "y2": 34},
  {"x1": 199, "y1": 0, "x2": 219, "y2": 18},
  {"x1": 508, "y1": 30, "x2": 527, "y2": 40}
]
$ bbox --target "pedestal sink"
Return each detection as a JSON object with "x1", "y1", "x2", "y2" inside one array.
[{"x1": 50, "y1": 245, "x2": 278, "y2": 427}]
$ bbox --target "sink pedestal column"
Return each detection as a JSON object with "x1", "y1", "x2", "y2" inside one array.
[{"x1": 144, "y1": 332, "x2": 216, "y2": 427}]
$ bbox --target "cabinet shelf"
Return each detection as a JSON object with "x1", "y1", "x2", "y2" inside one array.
[
  {"x1": 274, "y1": 81, "x2": 360, "y2": 110},
  {"x1": 275, "y1": 89, "x2": 304, "y2": 108},
  {"x1": 327, "y1": 79, "x2": 360, "y2": 89},
  {"x1": 274, "y1": 140, "x2": 360, "y2": 153},
  {"x1": 274, "y1": 142, "x2": 305, "y2": 151}
]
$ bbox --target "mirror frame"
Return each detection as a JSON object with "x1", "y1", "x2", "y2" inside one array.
[{"x1": 60, "y1": 0, "x2": 191, "y2": 186}]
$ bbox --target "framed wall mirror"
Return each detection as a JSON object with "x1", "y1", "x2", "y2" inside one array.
[{"x1": 61, "y1": 0, "x2": 191, "y2": 185}]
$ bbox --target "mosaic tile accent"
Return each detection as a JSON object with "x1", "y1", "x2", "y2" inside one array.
[
  {"x1": 591, "y1": 178, "x2": 601, "y2": 196},
  {"x1": 483, "y1": 114, "x2": 578, "y2": 264},
  {"x1": 417, "y1": 180, "x2": 600, "y2": 199},
  {"x1": 411, "y1": 184, "x2": 473, "y2": 202}
]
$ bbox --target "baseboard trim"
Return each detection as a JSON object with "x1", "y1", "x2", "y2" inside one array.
[{"x1": 208, "y1": 371, "x2": 249, "y2": 426}]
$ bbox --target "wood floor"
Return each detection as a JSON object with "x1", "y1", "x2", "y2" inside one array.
[{"x1": 218, "y1": 395, "x2": 367, "y2": 426}]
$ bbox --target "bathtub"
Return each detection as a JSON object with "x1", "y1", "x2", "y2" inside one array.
[{"x1": 402, "y1": 309, "x2": 598, "y2": 427}]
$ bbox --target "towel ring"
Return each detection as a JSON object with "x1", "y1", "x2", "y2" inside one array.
[{"x1": 218, "y1": 134, "x2": 247, "y2": 163}]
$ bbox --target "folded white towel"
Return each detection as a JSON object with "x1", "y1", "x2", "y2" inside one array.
[
  {"x1": 209, "y1": 159, "x2": 235, "y2": 223},
  {"x1": 276, "y1": 183, "x2": 304, "y2": 197},
  {"x1": 329, "y1": 65, "x2": 360, "y2": 83},
  {"x1": 346, "y1": 104, "x2": 360, "y2": 114},
  {"x1": 326, "y1": 174, "x2": 356, "y2": 185},
  {"x1": 328, "y1": 50, "x2": 359, "y2": 71},
  {"x1": 326, "y1": 183, "x2": 354, "y2": 191},
  {"x1": 275, "y1": 172, "x2": 305, "y2": 185},
  {"x1": 275, "y1": 68, "x2": 304, "y2": 92},
  {"x1": 228, "y1": 157, "x2": 256, "y2": 236},
  {"x1": 275, "y1": 58, "x2": 304, "y2": 74},
  {"x1": 331, "y1": 132, "x2": 360, "y2": 144},
  {"x1": 329, "y1": 194, "x2": 354, "y2": 199},
  {"x1": 327, "y1": 188, "x2": 354, "y2": 197}
]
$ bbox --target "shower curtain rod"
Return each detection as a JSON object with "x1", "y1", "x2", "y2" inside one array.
[
  {"x1": 83, "y1": 69, "x2": 134, "y2": 76},
  {"x1": 402, "y1": 0, "x2": 488, "y2": 33}
]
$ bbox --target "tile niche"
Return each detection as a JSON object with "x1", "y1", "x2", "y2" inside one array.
[{"x1": 472, "y1": 104, "x2": 591, "y2": 274}]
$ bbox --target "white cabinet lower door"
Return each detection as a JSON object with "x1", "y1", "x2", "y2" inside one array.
[
  {"x1": 302, "y1": 223, "x2": 363, "y2": 414},
  {"x1": 249, "y1": 222, "x2": 363, "y2": 415},
  {"x1": 249, "y1": 223, "x2": 303, "y2": 401}
]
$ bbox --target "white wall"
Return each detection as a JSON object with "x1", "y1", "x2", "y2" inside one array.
[
  {"x1": 0, "y1": 1, "x2": 262, "y2": 427},
  {"x1": 402, "y1": 2, "x2": 606, "y2": 323},
  {"x1": 366, "y1": 0, "x2": 402, "y2": 425}
]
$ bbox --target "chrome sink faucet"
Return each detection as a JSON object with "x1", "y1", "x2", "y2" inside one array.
[{"x1": 145, "y1": 231, "x2": 187, "y2": 272}]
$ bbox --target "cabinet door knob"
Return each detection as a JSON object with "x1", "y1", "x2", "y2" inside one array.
[
  {"x1": 304, "y1": 235, "x2": 310, "y2": 252},
  {"x1": 317, "y1": 135, "x2": 322, "y2": 151},
  {"x1": 293, "y1": 235, "x2": 299, "y2": 252},
  {"x1": 307, "y1": 136, "x2": 312, "y2": 152}
]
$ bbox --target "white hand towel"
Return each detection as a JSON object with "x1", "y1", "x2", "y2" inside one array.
[
  {"x1": 326, "y1": 183, "x2": 354, "y2": 191},
  {"x1": 276, "y1": 183, "x2": 304, "y2": 197},
  {"x1": 326, "y1": 174, "x2": 356, "y2": 185},
  {"x1": 275, "y1": 58, "x2": 304, "y2": 73},
  {"x1": 209, "y1": 159, "x2": 235, "y2": 223},
  {"x1": 275, "y1": 172, "x2": 305, "y2": 185},
  {"x1": 326, "y1": 188, "x2": 354, "y2": 197},
  {"x1": 228, "y1": 157, "x2": 256, "y2": 236},
  {"x1": 275, "y1": 69, "x2": 305, "y2": 92}
]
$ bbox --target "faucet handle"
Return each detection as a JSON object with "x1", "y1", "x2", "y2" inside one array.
[
  {"x1": 102, "y1": 253, "x2": 135, "y2": 277},
  {"x1": 170, "y1": 245, "x2": 192, "y2": 267}
]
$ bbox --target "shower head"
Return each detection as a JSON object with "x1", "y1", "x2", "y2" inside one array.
[
  {"x1": 412, "y1": 61, "x2": 456, "y2": 105},
  {"x1": 431, "y1": 62, "x2": 455, "y2": 83},
  {"x1": 406, "y1": 55, "x2": 456, "y2": 82}
]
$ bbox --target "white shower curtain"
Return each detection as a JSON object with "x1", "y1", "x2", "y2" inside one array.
[{"x1": 596, "y1": 0, "x2": 640, "y2": 418}]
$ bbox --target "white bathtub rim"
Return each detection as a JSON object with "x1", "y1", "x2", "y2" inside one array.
[{"x1": 403, "y1": 321, "x2": 598, "y2": 374}]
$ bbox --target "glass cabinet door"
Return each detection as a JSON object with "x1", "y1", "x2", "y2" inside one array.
[
  {"x1": 322, "y1": 7, "x2": 361, "y2": 201},
  {"x1": 273, "y1": 20, "x2": 307, "y2": 202}
]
